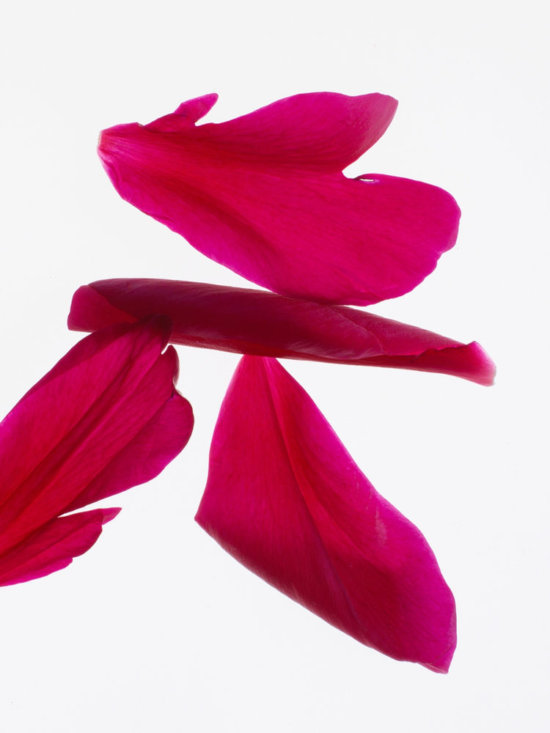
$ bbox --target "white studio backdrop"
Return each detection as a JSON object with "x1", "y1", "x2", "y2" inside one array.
[{"x1": 0, "y1": 1, "x2": 548, "y2": 731}]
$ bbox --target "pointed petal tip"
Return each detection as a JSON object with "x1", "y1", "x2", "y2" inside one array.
[
  {"x1": 174, "y1": 92, "x2": 219, "y2": 118},
  {"x1": 101, "y1": 507, "x2": 122, "y2": 524}
]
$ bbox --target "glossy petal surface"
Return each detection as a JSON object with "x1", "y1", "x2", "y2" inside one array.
[
  {"x1": 99, "y1": 92, "x2": 460, "y2": 305},
  {"x1": 0, "y1": 319, "x2": 194, "y2": 585},
  {"x1": 69, "y1": 279, "x2": 495, "y2": 385},
  {"x1": 196, "y1": 356, "x2": 456, "y2": 672}
]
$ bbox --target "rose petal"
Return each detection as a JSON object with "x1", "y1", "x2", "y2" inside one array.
[
  {"x1": 98, "y1": 92, "x2": 459, "y2": 305},
  {"x1": 69, "y1": 279, "x2": 495, "y2": 385},
  {"x1": 196, "y1": 356, "x2": 456, "y2": 672},
  {"x1": 0, "y1": 318, "x2": 193, "y2": 572}
]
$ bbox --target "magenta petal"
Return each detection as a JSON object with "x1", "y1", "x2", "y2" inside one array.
[
  {"x1": 0, "y1": 508, "x2": 120, "y2": 586},
  {"x1": 98, "y1": 92, "x2": 459, "y2": 305},
  {"x1": 169, "y1": 91, "x2": 399, "y2": 171},
  {"x1": 69, "y1": 279, "x2": 495, "y2": 385},
  {"x1": 0, "y1": 319, "x2": 193, "y2": 576},
  {"x1": 146, "y1": 94, "x2": 219, "y2": 131},
  {"x1": 196, "y1": 356, "x2": 456, "y2": 672}
]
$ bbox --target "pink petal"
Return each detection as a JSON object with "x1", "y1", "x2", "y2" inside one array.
[
  {"x1": 98, "y1": 92, "x2": 459, "y2": 305},
  {"x1": 0, "y1": 508, "x2": 120, "y2": 586},
  {"x1": 69, "y1": 279, "x2": 495, "y2": 385},
  {"x1": 0, "y1": 318, "x2": 193, "y2": 571},
  {"x1": 196, "y1": 356, "x2": 457, "y2": 672}
]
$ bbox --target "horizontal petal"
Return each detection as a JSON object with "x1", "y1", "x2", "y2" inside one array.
[
  {"x1": 99, "y1": 93, "x2": 459, "y2": 305},
  {"x1": 196, "y1": 356, "x2": 456, "y2": 672},
  {"x1": 0, "y1": 508, "x2": 120, "y2": 586},
  {"x1": 69, "y1": 279, "x2": 495, "y2": 385},
  {"x1": 165, "y1": 91, "x2": 398, "y2": 171},
  {"x1": 0, "y1": 319, "x2": 193, "y2": 557}
]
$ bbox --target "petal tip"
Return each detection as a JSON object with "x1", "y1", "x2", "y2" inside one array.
[{"x1": 468, "y1": 342, "x2": 497, "y2": 386}]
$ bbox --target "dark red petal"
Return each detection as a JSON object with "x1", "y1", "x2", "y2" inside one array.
[
  {"x1": 196, "y1": 356, "x2": 457, "y2": 672},
  {"x1": 0, "y1": 319, "x2": 193, "y2": 559},
  {"x1": 69, "y1": 279, "x2": 495, "y2": 385},
  {"x1": 0, "y1": 508, "x2": 120, "y2": 586},
  {"x1": 98, "y1": 93, "x2": 459, "y2": 305}
]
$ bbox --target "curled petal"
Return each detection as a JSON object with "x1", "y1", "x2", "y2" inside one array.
[
  {"x1": 69, "y1": 279, "x2": 495, "y2": 385},
  {"x1": 0, "y1": 318, "x2": 194, "y2": 582},
  {"x1": 196, "y1": 356, "x2": 456, "y2": 672},
  {"x1": 98, "y1": 92, "x2": 459, "y2": 305}
]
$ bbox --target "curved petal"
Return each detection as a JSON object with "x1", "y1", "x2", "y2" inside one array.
[
  {"x1": 69, "y1": 279, "x2": 495, "y2": 385},
  {"x1": 176, "y1": 91, "x2": 398, "y2": 171},
  {"x1": 0, "y1": 319, "x2": 194, "y2": 567},
  {"x1": 98, "y1": 93, "x2": 459, "y2": 305},
  {"x1": 0, "y1": 508, "x2": 120, "y2": 586},
  {"x1": 195, "y1": 356, "x2": 457, "y2": 672}
]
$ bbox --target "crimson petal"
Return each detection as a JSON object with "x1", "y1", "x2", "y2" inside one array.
[
  {"x1": 196, "y1": 356, "x2": 456, "y2": 672},
  {"x1": 0, "y1": 508, "x2": 119, "y2": 586},
  {"x1": 98, "y1": 92, "x2": 459, "y2": 305},
  {"x1": 69, "y1": 279, "x2": 495, "y2": 385},
  {"x1": 0, "y1": 319, "x2": 193, "y2": 584}
]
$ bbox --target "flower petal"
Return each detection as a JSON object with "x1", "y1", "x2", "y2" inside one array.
[
  {"x1": 196, "y1": 356, "x2": 456, "y2": 672},
  {"x1": 98, "y1": 93, "x2": 459, "y2": 305},
  {"x1": 0, "y1": 508, "x2": 120, "y2": 586},
  {"x1": 69, "y1": 279, "x2": 495, "y2": 385},
  {"x1": 0, "y1": 318, "x2": 193, "y2": 564},
  {"x1": 157, "y1": 91, "x2": 398, "y2": 171},
  {"x1": 146, "y1": 93, "x2": 219, "y2": 131}
]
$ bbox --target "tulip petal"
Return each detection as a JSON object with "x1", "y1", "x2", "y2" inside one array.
[
  {"x1": 98, "y1": 92, "x2": 459, "y2": 305},
  {"x1": 69, "y1": 279, "x2": 495, "y2": 385},
  {"x1": 0, "y1": 508, "x2": 120, "y2": 586},
  {"x1": 196, "y1": 356, "x2": 456, "y2": 672},
  {"x1": 0, "y1": 319, "x2": 193, "y2": 570}
]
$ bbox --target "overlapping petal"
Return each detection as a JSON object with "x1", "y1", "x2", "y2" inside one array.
[
  {"x1": 0, "y1": 318, "x2": 194, "y2": 585},
  {"x1": 195, "y1": 356, "x2": 456, "y2": 672},
  {"x1": 69, "y1": 279, "x2": 495, "y2": 385},
  {"x1": 98, "y1": 92, "x2": 460, "y2": 305}
]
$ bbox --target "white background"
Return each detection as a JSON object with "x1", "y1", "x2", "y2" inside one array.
[{"x1": 0, "y1": 1, "x2": 548, "y2": 731}]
